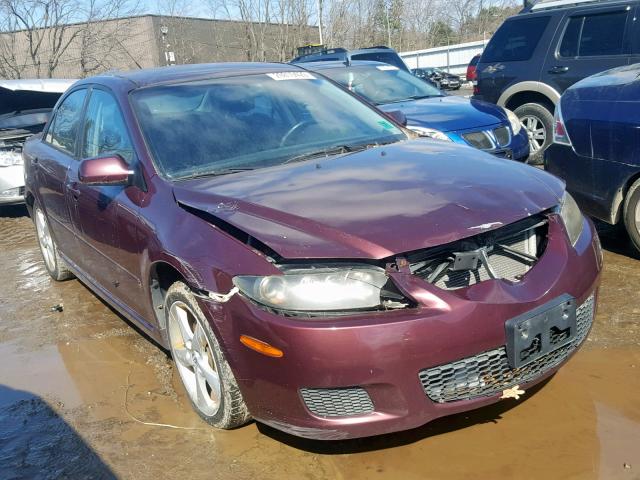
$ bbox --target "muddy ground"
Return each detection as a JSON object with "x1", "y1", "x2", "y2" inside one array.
[{"x1": 0, "y1": 204, "x2": 639, "y2": 480}]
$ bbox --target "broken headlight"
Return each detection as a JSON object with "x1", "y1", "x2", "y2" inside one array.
[
  {"x1": 503, "y1": 108, "x2": 522, "y2": 135},
  {"x1": 233, "y1": 267, "x2": 390, "y2": 313},
  {"x1": 0, "y1": 150, "x2": 23, "y2": 167},
  {"x1": 558, "y1": 192, "x2": 584, "y2": 246}
]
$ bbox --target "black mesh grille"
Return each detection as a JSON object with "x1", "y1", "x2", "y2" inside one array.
[
  {"x1": 419, "y1": 295, "x2": 595, "y2": 403},
  {"x1": 493, "y1": 126, "x2": 510, "y2": 147},
  {"x1": 300, "y1": 387, "x2": 374, "y2": 417},
  {"x1": 462, "y1": 131, "x2": 493, "y2": 149}
]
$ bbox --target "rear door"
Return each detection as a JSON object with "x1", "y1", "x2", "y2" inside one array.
[
  {"x1": 543, "y1": 4, "x2": 632, "y2": 94},
  {"x1": 33, "y1": 88, "x2": 87, "y2": 262}
]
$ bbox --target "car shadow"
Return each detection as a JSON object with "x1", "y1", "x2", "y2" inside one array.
[
  {"x1": 594, "y1": 220, "x2": 640, "y2": 260},
  {"x1": 0, "y1": 204, "x2": 29, "y2": 218},
  {"x1": 256, "y1": 376, "x2": 552, "y2": 454},
  {"x1": 0, "y1": 384, "x2": 116, "y2": 479}
]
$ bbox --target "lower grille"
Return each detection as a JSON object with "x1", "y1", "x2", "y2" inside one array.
[
  {"x1": 300, "y1": 387, "x2": 374, "y2": 417},
  {"x1": 419, "y1": 295, "x2": 595, "y2": 403}
]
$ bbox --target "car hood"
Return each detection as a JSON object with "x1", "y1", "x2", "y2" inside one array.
[
  {"x1": 173, "y1": 139, "x2": 564, "y2": 260},
  {"x1": 0, "y1": 81, "x2": 74, "y2": 130},
  {"x1": 378, "y1": 96, "x2": 507, "y2": 133}
]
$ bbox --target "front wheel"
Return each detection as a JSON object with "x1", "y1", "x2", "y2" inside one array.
[
  {"x1": 165, "y1": 281, "x2": 251, "y2": 429},
  {"x1": 623, "y1": 178, "x2": 640, "y2": 253},
  {"x1": 514, "y1": 102, "x2": 554, "y2": 166}
]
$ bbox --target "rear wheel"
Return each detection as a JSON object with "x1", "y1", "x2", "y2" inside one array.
[
  {"x1": 165, "y1": 281, "x2": 251, "y2": 429},
  {"x1": 623, "y1": 178, "x2": 640, "y2": 253},
  {"x1": 514, "y1": 103, "x2": 554, "y2": 165},
  {"x1": 34, "y1": 205, "x2": 74, "y2": 281}
]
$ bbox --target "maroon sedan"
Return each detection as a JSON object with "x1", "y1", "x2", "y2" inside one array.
[{"x1": 23, "y1": 63, "x2": 601, "y2": 440}]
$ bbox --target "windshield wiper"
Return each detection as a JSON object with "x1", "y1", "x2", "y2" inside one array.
[
  {"x1": 283, "y1": 144, "x2": 364, "y2": 164},
  {"x1": 178, "y1": 167, "x2": 256, "y2": 181},
  {"x1": 386, "y1": 94, "x2": 442, "y2": 104}
]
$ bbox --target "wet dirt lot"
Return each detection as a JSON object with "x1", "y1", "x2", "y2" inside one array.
[{"x1": 1, "y1": 204, "x2": 639, "y2": 480}]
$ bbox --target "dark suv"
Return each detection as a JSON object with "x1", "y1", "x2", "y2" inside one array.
[
  {"x1": 475, "y1": 0, "x2": 639, "y2": 163},
  {"x1": 290, "y1": 46, "x2": 409, "y2": 72}
]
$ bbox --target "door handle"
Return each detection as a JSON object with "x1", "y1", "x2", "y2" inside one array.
[
  {"x1": 548, "y1": 66, "x2": 569, "y2": 74},
  {"x1": 66, "y1": 182, "x2": 81, "y2": 199}
]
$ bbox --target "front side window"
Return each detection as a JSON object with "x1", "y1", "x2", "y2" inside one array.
[
  {"x1": 559, "y1": 11, "x2": 628, "y2": 58},
  {"x1": 482, "y1": 16, "x2": 550, "y2": 62},
  {"x1": 321, "y1": 66, "x2": 443, "y2": 105},
  {"x1": 46, "y1": 89, "x2": 87, "y2": 154},
  {"x1": 81, "y1": 89, "x2": 134, "y2": 163},
  {"x1": 131, "y1": 72, "x2": 406, "y2": 179}
]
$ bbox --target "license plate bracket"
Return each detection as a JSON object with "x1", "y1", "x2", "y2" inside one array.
[{"x1": 505, "y1": 294, "x2": 577, "y2": 369}]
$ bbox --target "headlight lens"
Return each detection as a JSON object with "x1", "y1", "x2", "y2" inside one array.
[
  {"x1": 504, "y1": 108, "x2": 522, "y2": 135},
  {"x1": 233, "y1": 267, "x2": 390, "y2": 312},
  {"x1": 408, "y1": 126, "x2": 452, "y2": 142},
  {"x1": 0, "y1": 150, "x2": 23, "y2": 167},
  {"x1": 559, "y1": 192, "x2": 584, "y2": 246}
]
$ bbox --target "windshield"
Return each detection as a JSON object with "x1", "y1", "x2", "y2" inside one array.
[
  {"x1": 319, "y1": 65, "x2": 443, "y2": 105},
  {"x1": 131, "y1": 72, "x2": 406, "y2": 179}
]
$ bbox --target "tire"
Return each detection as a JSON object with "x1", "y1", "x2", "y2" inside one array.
[
  {"x1": 33, "y1": 205, "x2": 74, "y2": 281},
  {"x1": 623, "y1": 178, "x2": 640, "y2": 253},
  {"x1": 514, "y1": 102, "x2": 554, "y2": 166},
  {"x1": 165, "y1": 281, "x2": 251, "y2": 429}
]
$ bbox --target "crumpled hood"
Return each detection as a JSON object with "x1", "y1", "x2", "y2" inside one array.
[
  {"x1": 173, "y1": 139, "x2": 564, "y2": 260},
  {"x1": 378, "y1": 96, "x2": 507, "y2": 133}
]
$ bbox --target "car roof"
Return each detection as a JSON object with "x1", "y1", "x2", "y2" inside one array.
[
  {"x1": 520, "y1": 0, "x2": 630, "y2": 15},
  {"x1": 0, "y1": 79, "x2": 77, "y2": 93},
  {"x1": 76, "y1": 62, "x2": 305, "y2": 89}
]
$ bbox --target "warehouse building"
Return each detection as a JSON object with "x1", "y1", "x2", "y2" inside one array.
[{"x1": 0, "y1": 15, "x2": 319, "y2": 79}]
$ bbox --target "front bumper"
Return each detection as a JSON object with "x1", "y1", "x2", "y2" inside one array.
[
  {"x1": 203, "y1": 216, "x2": 601, "y2": 440},
  {"x1": 0, "y1": 164, "x2": 25, "y2": 205}
]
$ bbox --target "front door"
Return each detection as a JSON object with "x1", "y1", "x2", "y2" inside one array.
[{"x1": 66, "y1": 87, "x2": 145, "y2": 317}]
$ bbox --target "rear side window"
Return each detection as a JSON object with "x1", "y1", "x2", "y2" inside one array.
[
  {"x1": 482, "y1": 16, "x2": 550, "y2": 62},
  {"x1": 46, "y1": 89, "x2": 87, "y2": 154},
  {"x1": 559, "y1": 11, "x2": 628, "y2": 57},
  {"x1": 351, "y1": 52, "x2": 408, "y2": 70}
]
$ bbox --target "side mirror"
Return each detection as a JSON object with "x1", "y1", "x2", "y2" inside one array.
[
  {"x1": 386, "y1": 110, "x2": 407, "y2": 127},
  {"x1": 78, "y1": 155, "x2": 133, "y2": 186}
]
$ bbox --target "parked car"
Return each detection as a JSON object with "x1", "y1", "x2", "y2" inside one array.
[
  {"x1": 475, "y1": 0, "x2": 639, "y2": 164},
  {"x1": 466, "y1": 53, "x2": 481, "y2": 84},
  {"x1": 412, "y1": 67, "x2": 461, "y2": 90},
  {"x1": 304, "y1": 61, "x2": 529, "y2": 162},
  {"x1": 546, "y1": 63, "x2": 640, "y2": 252},
  {"x1": 0, "y1": 79, "x2": 75, "y2": 205},
  {"x1": 24, "y1": 63, "x2": 600, "y2": 440},
  {"x1": 290, "y1": 45, "x2": 409, "y2": 71}
]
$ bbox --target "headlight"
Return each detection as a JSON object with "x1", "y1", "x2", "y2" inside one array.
[
  {"x1": 558, "y1": 192, "x2": 584, "y2": 246},
  {"x1": 504, "y1": 108, "x2": 522, "y2": 135},
  {"x1": 0, "y1": 150, "x2": 23, "y2": 167},
  {"x1": 233, "y1": 267, "x2": 390, "y2": 312},
  {"x1": 408, "y1": 126, "x2": 452, "y2": 142}
]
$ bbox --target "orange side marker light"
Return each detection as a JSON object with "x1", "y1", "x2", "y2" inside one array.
[{"x1": 239, "y1": 335, "x2": 284, "y2": 358}]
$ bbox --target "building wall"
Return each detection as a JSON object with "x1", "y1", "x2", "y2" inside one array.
[
  {"x1": 400, "y1": 40, "x2": 487, "y2": 78},
  {"x1": 0, "y1": 15, "x2": 318, "y2": 80}
]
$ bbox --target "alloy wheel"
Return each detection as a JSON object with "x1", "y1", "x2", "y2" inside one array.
[
  {"x1": 167, "y1": 301, "x2": 222, "y2": 416},
  {"x1": 521, "y1": 115, "x2": 547, "y2": 152},
  {"x1": 35, "y1": 207, "x2": 56, "y2": 272}
]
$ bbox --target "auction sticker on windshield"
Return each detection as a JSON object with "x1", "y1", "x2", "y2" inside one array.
[
  {"x1": 267, "y1": 72, "x2": 316, "y2": 81},
  {"x1": 376, "y1": 65, "x2": 399, "y2": 71}
]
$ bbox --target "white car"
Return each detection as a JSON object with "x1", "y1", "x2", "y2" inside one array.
[{"x1": 0, "y1": 79, "x2": 76, "y2": 205}]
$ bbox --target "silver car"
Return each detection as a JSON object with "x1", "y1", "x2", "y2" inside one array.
[{"x1": 0, "y1": 79, "x2": 75, "y2": 205}]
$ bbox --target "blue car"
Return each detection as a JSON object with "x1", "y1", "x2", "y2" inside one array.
[
  {"x1": 545, "y1": 63, "x2": 640, "y2": 252},
  {"x1": 301, "y1": 61, "x2": 530, "y2": 162}
]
